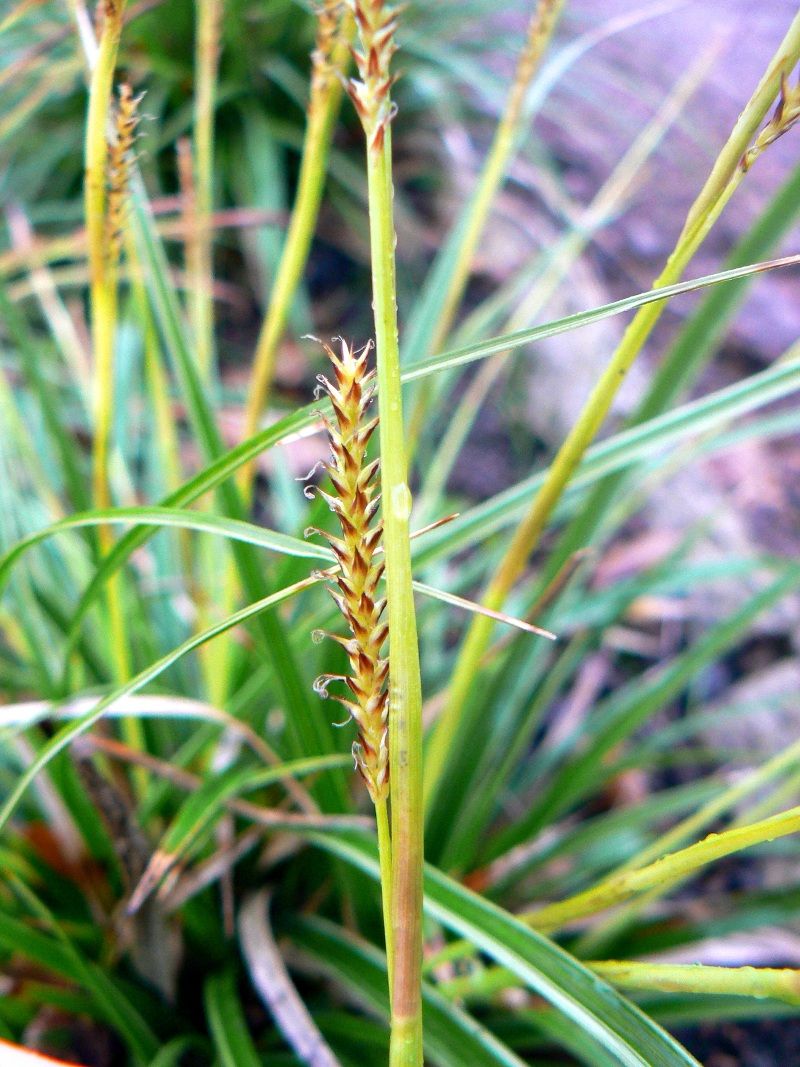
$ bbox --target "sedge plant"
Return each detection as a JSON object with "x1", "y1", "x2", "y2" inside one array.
[{"x1": 3, "y1": 2, "x2": 800, "y2": 1066}]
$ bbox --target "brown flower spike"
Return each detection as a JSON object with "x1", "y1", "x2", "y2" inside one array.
[
  {"x1": 309, "y1": 339, "x2": 389, "y2": 802},
  {"x1": 347, "y1": 0, "x2": 399, "y2": 151},
  {"x1": 311, "y1": 0, "x2": 345, "y2": 99},
  {"x1": 106, "y1": 83, "x2": 142, "y2": 266}
]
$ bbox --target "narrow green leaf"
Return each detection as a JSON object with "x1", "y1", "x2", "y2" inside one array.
[
  {"x1": 147, "y1": 1037, "x2": 209, "y2": 1067},
  {"x1": 0, "y1": 505, "x2": 328, "y2": 596},
  {"x1": 403, "y1": 255, "x2": 800, "y2": 382},
  {"x1": 205, "y1": 969, "x2": 262, "y2": 1067},
  {"x1": 0, "y1": 887, "x2": 159, "y2": 1063}
]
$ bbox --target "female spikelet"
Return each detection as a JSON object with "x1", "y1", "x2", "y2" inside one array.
[{"x1": 309, "y1": 339, "x2": 389, "y2": 803}]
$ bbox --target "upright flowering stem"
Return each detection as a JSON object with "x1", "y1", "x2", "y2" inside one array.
[
  {"x1": 85, "y1": 0, "x2": 126, "y2": 523},
  {"x1": 349, "y1": 2, "x2": 423, "y2": 1061},
  {"x1": 192, "y1": 0, "x2": 222, "y2": 381},
  {"x1": 238, "y1": 0, "x2": 351, "y2": 493},
  {"x1": 84, "y1": 1, "x2": 145, "y2": 782}
]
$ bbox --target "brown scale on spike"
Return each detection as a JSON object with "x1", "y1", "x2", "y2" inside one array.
[
  {"x1": 346, "y1": 0, "x2": 399, "y2": 152},
  {"x1": 106, "y1": 83, "x2": 142, "y2": 267},
  {"x1": 310, "y1": 0, "x2": 345, "y2": 101},
  {"x1": 308, "y1": 338, "x2": 389, "y2": 802},
  {"x1": 741, "y1": 70, "x2": 800, "y2": 172}
]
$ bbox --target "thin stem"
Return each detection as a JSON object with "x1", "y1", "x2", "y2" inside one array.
[
  {"x1": 428, "y1": 0, "x2": 564, "y2": 358},
  {"x1": 85, "y1": 0, "x2": 124, "y2": 522},
  {"x1": 368, "y1": 127, "x2": 424, "y2": 1067},
  {"x1": 349, "y1": 2, "x2": 424, "y2": 1060},
  {"x1": 589, "y1": 961, "x2": 800, "y2": 1006},
  {"x1": 523, "y1": 799, "x2": 800, "y2": 933},
  {"x1": 192, "y1": 0, "x2": 222, "y2": 381},
  {"x1": 439, "y1": 960, "x2": 800, "y2": 1009},
  {"x1": 215, "y1": 0, "x2": 349, "y2": 710},
  {"x1": 84, "y1": 0, "x2": 141, "y2": 770},
  {"x1": 190, "y1": 0, "x2": 229, "y2": 710},
  {"x1": 423, "y1": 10, "x2": 800, "y2": 814},
  {"x1": 238, "y1": 1, "x2": 350, "y2": 494}
]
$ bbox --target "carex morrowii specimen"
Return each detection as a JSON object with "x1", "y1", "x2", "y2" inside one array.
[{"x1": 308, "y1": 338, "x2": 389, "y2": 804}]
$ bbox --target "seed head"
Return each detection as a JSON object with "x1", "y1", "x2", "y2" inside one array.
[
  {"x1": 311, "y1": 0, "x2": 347, "y2": 99},
  {"x1": 106, "y1": 83, "x2": 142, "y2": 266},
  {"x1": 308, "y1": 339, "x2": 389, "y2": 802},
  {"x1": 347, "y1": 0, "x2": 399, "y2": 150}
]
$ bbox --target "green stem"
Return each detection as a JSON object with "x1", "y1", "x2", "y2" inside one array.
[
  {"x1": 365, "y1": 125, "x2": 424, "y2": 1067},
  {"x1": 423, "y1": 9, "x2": 800, "y2": 815},
  {"x1": 589, "y1": 961, "x2": 800, "y2": 1006},
  {"x1": 192, "y1": 0, "x2": 221, "y2": 381},
  {"x1": 191, "y1": 0, "x2": 227, "y2": 711},
  {"x1": 440, "y1": 960, "x2": 800, "y2": 1009},
  {"x1": 523, "y1": 795, "x2": 800, "y2": 932},
  {"x1": 428, "y1": 0, "x2": 564, "y2": 358},
  {"x1": 85, "y1": 0, "x2": 125, "y2": 522},
  {"x1": 84, "y1": 0, "x2": 140, "y2": 769}
]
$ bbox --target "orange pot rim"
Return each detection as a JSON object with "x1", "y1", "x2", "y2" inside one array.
[{"x1": 0, "y1": 1040, "x2": 85, "y2": 1067}]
